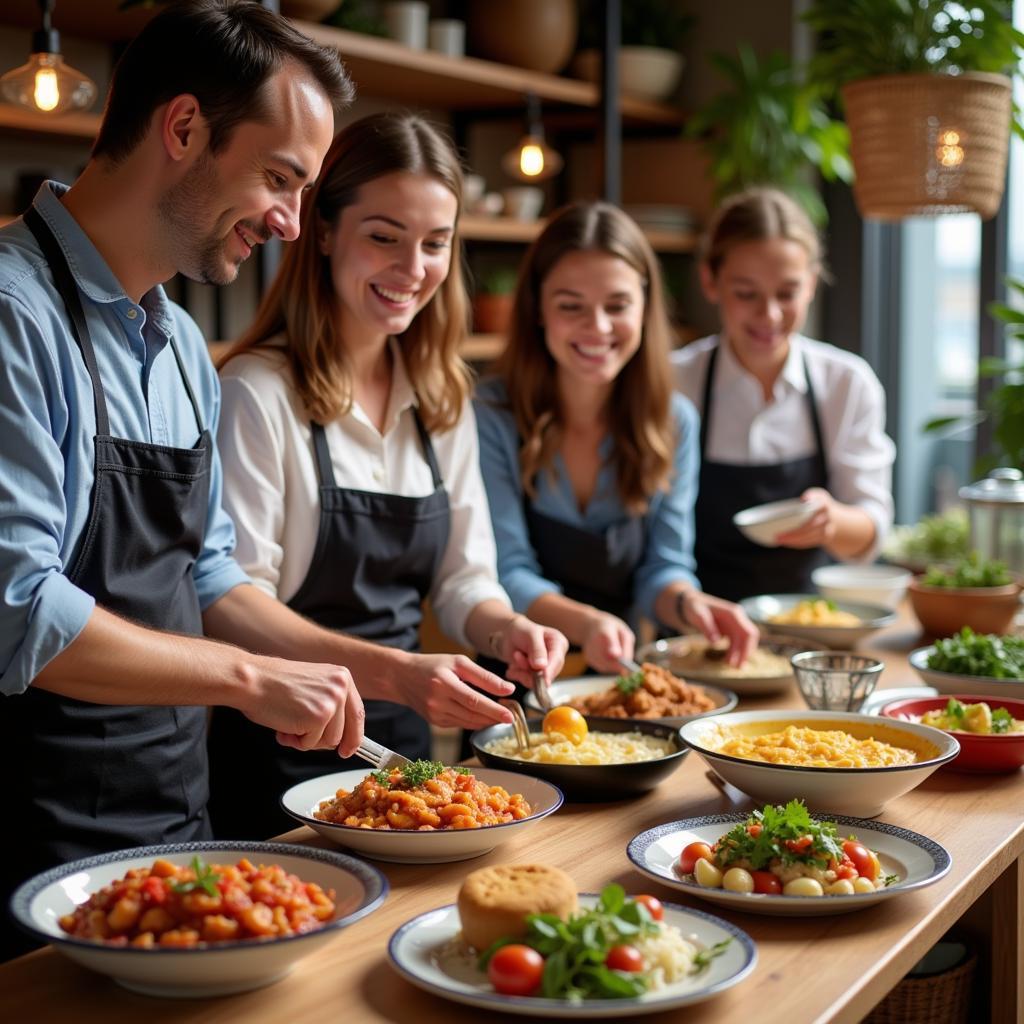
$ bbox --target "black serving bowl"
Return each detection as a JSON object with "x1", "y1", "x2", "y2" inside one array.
[{"x1": 470, "y1": 716, "x2": 688, "y2": 802}]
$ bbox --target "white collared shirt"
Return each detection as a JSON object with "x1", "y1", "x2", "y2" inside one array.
[
  {"x1": 217, "y1": 339, "x2": 509, "y2": 646},
  {"x1": 670, "y1": 334, "x2": 895, "y2": 557}
]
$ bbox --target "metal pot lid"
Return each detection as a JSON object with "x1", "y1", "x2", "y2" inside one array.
[{"x1": 959, "y1": 467, "x2": 1024, "y2": 505}]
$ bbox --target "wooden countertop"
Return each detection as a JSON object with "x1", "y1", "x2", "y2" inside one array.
[{"x1": 3, "y1": 612, "x2": 1023, "y2": 1024}]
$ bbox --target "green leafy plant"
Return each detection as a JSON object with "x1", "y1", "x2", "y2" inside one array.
[
  {"x1": 883, "y1": 508, "x2": 970, "y2": 565},
  {"x1": 804, "y1": 0, "x2": 1024, "y2": 135},
  {"x1": 924, "y1": 277, "x2": 1024, "y2": 473},
  {"x1": 686, "y1": 46, "x2": 852, "y2": 226},
  {"x1": 927, "y1": 626, "x2": 1024, "y2": 677},
  {"x1": 578, "y1": 1, "x2": 694, "y2": 51},
  {"x1": 922, "y1": 552, "x2": 1013, "y2": 588},
  {"x1": 325, "y1": 0, "x2": 388, "y2": 37},
  {"x1": 477, "y1": 267, "x2": 519, "y2": 296}
]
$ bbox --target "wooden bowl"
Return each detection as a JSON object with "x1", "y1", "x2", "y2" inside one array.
[{"x1": 907, "y1": 578, "x2": 1022, "y2": 638}]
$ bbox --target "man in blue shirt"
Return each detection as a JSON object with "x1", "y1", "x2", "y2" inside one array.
[{"x1": 0, "y1": 0, "x2": 521, "y2": 958}]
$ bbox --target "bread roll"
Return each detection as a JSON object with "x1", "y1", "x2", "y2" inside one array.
[{"x1": 457, "y1": 863, "x2": 578, "y2": 951}]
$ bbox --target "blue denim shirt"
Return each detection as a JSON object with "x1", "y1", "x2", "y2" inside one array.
[
  {"x1": 0, "y1": 182, "x2": 249, "y2": 696},
  {"x1": 473, "y1": 377, "x2": 701, "y2": 632}
]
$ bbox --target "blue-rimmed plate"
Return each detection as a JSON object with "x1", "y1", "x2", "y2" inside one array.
[
  {"x1": 282, "y1": 767, "x2": 563, "y2": 863},
  {"x1": 627, "y1": 814, "x2": 951, "y2": 917},
  {"x1": 387, "y1": 895, "x2": 756, "y2": 1017},
  {"x1": 10, "y1": 841, "x2": 388, "y2": 997}
]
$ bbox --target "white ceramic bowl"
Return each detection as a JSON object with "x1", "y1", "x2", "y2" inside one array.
[
  {"x1": 523, "y1": 675, "x2": 738, "y2": 727},
  {"x1": 812, "y1": 564, "x2": 912, "y2": 610},
  {"x1": 909, "y1": 646, "x2": 1024, "y2": 700},
  {"x1": 281, "y1": 768, "x2": 563, "y2": 863},
  {"x1": 732, "y1": 499, "x2": 816, "y2": 547},
  {"x1": 679, "y1": 709, "x2": 960, "y2": 817},
  {"x1": 10, "y1": 841, "x2": 387, "y2": 998},
  {"x1": 741, "y1": 593, "x2": 896, "y2": 650}
]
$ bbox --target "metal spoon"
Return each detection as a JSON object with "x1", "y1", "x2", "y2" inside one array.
[{"x1": 532, "y1": 669, "x2": 554, "y2": 712}]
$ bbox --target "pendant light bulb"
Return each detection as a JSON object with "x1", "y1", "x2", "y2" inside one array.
[
  {"x1": 0, "y1": 2, "x2": 98, "y2": 116},
  {"x1": 501, "y1": 93, "x2": 563, "y2": 183}
]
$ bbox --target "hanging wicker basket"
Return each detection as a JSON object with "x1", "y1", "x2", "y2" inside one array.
[{"x1": 841, "y1": 71, "x2": 1012, "y2": 221}]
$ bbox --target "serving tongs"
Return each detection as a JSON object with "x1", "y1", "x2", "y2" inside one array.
[
  {"x1": 499, "y1": 698, "x2": 531, "y2": 753},
  {"x1": 617, "y1": 656, "x2": 643, "y2": 675}
]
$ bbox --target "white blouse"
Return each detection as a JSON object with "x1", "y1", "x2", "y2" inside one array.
[
  {"x1": 217, "y1": 340, "x2": 510, "y2": 646},
  {"x1": 670, "y1": 334, "x2": 895, "y2": 557}
]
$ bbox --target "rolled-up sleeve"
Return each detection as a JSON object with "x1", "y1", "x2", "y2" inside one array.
[
  {"x1": 0, "y1": 296, "x2": 94, "y2": 695},
  {"x1": 633, "y1": 394, "x2": 701, "y2": 623},
  {"x1": 473, "y1": 390, "x2": 562, "y2": 613}
]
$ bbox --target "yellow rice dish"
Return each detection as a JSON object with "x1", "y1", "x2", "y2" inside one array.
[
  {"x1": 716, "y1": 724, "x2": 918, "y2": 768},
  {"x1": 768, "y1": 599, "x2": 861, "y2": 627},
  {"x1": 484, "y1": 730, "x2": 673, "y2": 765}
]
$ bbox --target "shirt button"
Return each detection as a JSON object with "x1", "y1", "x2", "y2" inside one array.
[{"x1": 125, "y1": 307, "x2": 138, "y2": 320}]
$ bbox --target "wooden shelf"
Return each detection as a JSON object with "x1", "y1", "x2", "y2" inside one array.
[
  {"x1": 297, "y1": 22, "x2": 684, "y2": 127},
  {"x1": 0, "y1": 105, "x2": 101, "y2": 142},
  {"x1": 460, "y1": 215, "x2": 697, "y2": 253}
]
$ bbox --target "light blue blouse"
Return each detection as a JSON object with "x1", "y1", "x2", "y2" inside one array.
[{"x1": 473, "y1": 377, "x2": 701, "y2": 631}]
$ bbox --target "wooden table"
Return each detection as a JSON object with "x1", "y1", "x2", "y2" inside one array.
[{"x1": 4, "y1": 612, "x2": 1023, "y2": 1024}]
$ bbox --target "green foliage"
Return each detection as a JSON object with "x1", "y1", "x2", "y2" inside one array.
[
  {"x1": 803, "y1": 0, "x2": 1024, "y2": 135},
  {"x1": 923, "y1": 277, "x2": 1024, "y2": 473},
  {"x1": 922, "y1": 552, "x2": 1012, "y2": 587},
  {"x1": 370, "y1": 759, "x2": 467, "y2": 786},
  {"x1": 615, "y1": 670, "x2": 645, "y2": 695},
  {"x1": 170, "y1": 856, "x2": 221, "y2": 897},
  {"x1": 712, "y1": 800, "x2": 844, "y2": 872},
  {"x1": 477, "y1": 267, "x2": 519, "y2": 296},
  {"x1": 686, "y1": 46, "x2": 852, "y2": 226},
  {"x1": 927, "y1": 626, "x2": 1024, "y2": 678},
  {"x1": 884, "y1": 508, "x2": 970, "y2": 565},
  {"x1": 325, "y1": 0, "x2": 388, "y2": 36},
  {"x1": 578, "y1": 1, "x2": 695, "y2": 51}
]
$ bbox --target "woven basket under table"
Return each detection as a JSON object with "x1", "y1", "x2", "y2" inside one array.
[{"x1": 862, "y1": 946, "x2": 976, "y2": 1024}]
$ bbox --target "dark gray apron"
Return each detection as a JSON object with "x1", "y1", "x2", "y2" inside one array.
[
  {"x1": 207, "y1": 409, "x2": 451, "y2": 839},
  {"x1": 694, "y1": 342, "x2": 830, "y2": 602},
  {"x1": 2, "y1": 209, "x2": 212, "y2": 959}
]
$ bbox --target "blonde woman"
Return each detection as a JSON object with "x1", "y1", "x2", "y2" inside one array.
[
  {"x1": 475, "y1": 201, "x2": 756, "y2": 676},
  {"x1": 673, "y1": 187, "x2": 895, "y2": 601},
  {"x1": 211, "y1": 113, "x2": 566, "y2": 837}
]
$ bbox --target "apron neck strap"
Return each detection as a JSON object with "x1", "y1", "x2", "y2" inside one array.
[{"x1": 25, "y1": 207, "x2": 111, "y2": 437}]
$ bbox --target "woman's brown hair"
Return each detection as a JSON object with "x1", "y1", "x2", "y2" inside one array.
[
  {"x1": 495, "y1": 201, "x2": 675, "y2": 515},
  {"x1": 220, "y1": 111, "x2": 470, "y2": 432},
  {"x1": 701, "y1": 186, "x2": 824, "y2": 278}
]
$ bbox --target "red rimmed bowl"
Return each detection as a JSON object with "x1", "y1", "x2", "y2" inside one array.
[{"x1": 879, "y1": 695, "x2": 1024, "y2": 773}]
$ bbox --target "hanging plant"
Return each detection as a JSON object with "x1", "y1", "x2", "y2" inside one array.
[{"x1": 687, "y1": 46, "x2": 852, "y2": 226}]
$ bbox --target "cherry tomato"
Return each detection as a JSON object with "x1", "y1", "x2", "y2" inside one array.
[
  {"x1": 605, "y1": 944, "x2": 645, "y2": 972},
  {"x1": 633, "y1": 894, "x2": 664, "y2": 921},
  {"x1": 746, "y1": 823, "x2": 762, "y2": 838},
  {"x1": 842, "y1": 841, "x2": 879, "y2": 881},
  {"x1": 750, "y1": 870, "x2": 782, "y2": 895},
  {"x1": 784, "y1": 835, "x2": 813, "y2": 854},
  {"x1": 832, "y1": 855, "x2": 858, "y2": 881},
  {"x1": 679, "y1": 842, "x2": 714, "y2": 875},
  {"x1": 487, "y1": 944, "x2": 545, "y2": 996},
  {"x1": 542, "y1": 706, "x2": 589, "y2": 745}
]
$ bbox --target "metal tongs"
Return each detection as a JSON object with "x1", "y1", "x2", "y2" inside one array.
[
  {"x1": 499, "y1": 698, "x2": 531, "y2": 752},
  {"x1": 617, "y1": 656, "x2": 643, "y2": 675}
]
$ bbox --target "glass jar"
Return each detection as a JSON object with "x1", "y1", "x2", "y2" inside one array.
[{"x1": 958, "y1": 468, "x2": 1024, "y2": 576}]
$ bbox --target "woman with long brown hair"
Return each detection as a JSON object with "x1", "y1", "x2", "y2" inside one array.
[
  {"x1": 210, "y1": 112, "x2": 566, "y2": 838},
  {"x1": 475, "y1": 201, "x2": 756, "y2": 675}
]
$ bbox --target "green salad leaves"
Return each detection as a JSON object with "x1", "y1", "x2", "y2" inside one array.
[
  {"x1": 715, "y1": 800, "x2": 844, "y2": 871},
  {"x1": 927, "y1": 628, "x2": 1024, "y2": 679}
]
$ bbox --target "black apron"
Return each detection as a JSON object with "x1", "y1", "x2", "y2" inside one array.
[
  {"x1": 2, "y1": 209, "x2": 212, "y2": 958},
  {"x1": 693, "y1": 342, "x2": 830, "y2": 602},
  {"x1": 207, "y1": 408, "x2": 451, "y2": 839}
]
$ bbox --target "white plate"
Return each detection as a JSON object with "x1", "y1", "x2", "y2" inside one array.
[
  {"x1": 523, "y1": 675, "x2": 738, "y2": 726},
  {"x1": 387, "y1": 895, "x2": 756, "y2": 1018},
  {"x1": 637, "y1": 635, "x2": 810, "y2": 695},
  {"x1": 11, "y1": 841, "x2": 387, "y2": 998},
  {"x1": 741, "y1": 593, "x2": 897, "y2": 650},
  {"x1": 909, "y1": 646, "x2": 1024, "y2": 700},
  {"x1": 281, "y1": 768, "x2": 563, "y2": 864},
  {"x1": 627, "y1": 815, "x2": 951, "y2": 917}
]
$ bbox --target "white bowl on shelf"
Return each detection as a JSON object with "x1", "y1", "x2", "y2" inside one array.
[
  {"x1": 812, "y1": 564, "x2": 912, "y2": 610},
  {"x1": 732, "y1": 499, "x2": 816, "y2": 547}
]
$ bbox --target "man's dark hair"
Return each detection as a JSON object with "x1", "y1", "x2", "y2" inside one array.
[{"x1": 92, "y1": 0, "x2": 354, "y2": 163}]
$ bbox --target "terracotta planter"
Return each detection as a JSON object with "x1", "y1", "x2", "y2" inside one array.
[
  {"x1": 907, "y1": 578, "x2": 1022, "y2": 638},
  {"x1": 473, "y1": 293, "x2": 514, "y2": 335},
  {"x1": 467, "y1": 0, "x2": 577, "y2": 73}
]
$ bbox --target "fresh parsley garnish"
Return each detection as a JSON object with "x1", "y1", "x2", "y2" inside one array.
[
  {"x1": 615, "y1": 670, "x2": 645, "y2": 695},
  {"x1": 884, "y1": 874, "x2": 899, "y2": 887},
  {"x1": 169, "y1": 856, "x2": 221, "y2": 897},
  {"x1": 693, "y1": 938, "x2": 732, "y2": 971},
  {"x1": 370, "y1": 759, "x2": 462, "y2": 787},
  {"x1": 991, "y1": 707, "x2": 1014, "y2": 734},
  {"x1": 945, "y1": 697, "x2": 967, "y2": 724},
  {"x1": 715, "y1": 800, "x2": 843, "y2": 871},
  {"x1": 927, "y1": 628, "x2": 1024, "y2": 679}
]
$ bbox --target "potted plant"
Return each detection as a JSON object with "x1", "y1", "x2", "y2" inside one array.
[
  {"x1": 472, "y1": 267, "x2": 519, "y2": 335},
  {"x1": 573, "y1": 1, "x2": 694, "y2": 101},
  {"x1": 686, "y1": 45, "x2": 852, "y2": 226},
  {"x1": 908, "y1": 553, "x2": 1022, "y2": 637},
  {"x1": 803, "y1": 0, "x2": 1024, "y2": 219}
]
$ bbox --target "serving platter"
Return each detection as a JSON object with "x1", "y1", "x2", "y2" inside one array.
[
  {"x1": 740, "y1": 593, "x2": 896, "y2": 650},
  {"x1": 387, "y1": 895, "x2": 756, "y2": 1017},
  {"x1": 909, "y1": 646, "x2": 1024, "y2": 700},
  {"x1": 281, "y1": 768, "x2": 562, "y2": 863},
  {"x1": 627, "y1": 814, "x2": 951, "y2": 917}
]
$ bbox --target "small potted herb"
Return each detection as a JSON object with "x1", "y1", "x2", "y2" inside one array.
[
  {"x1": 473, "y1": 267, "x2": 519, "y2": 335},
  {"x1": 908, "y1": 553, "x2": 1022, "y2": 638}
]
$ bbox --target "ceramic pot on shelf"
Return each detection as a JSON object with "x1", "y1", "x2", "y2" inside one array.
[
  {"x1": 572, "y1": 46, "x2": 685, "y2": 101},
  {"x1": 466, "y1": 0, "x2": 577, "y2": 74}
]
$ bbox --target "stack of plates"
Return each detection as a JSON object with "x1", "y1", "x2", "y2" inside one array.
[{"x1": 623, "y1": 204, "x2": 696, "y2": 234}]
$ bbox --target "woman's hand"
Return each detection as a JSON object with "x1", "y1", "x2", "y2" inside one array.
[
  {"x1": 497, "y1": 614, "x2": 569, "y2": 689},
  {"x1": 579, "y1": 610, "x2": 636, "y2": 675},
  {"x1": 774, "y1": 488, "x2": 835, "y2": 549},
  {"x1": 389, "y1": 654, "x2": 518, "y2": 730},
  {"x1": 679, "y1": 592, "x2": 758, "y2": 668}
]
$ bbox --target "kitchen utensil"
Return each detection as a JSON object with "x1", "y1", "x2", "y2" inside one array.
[
  {"x1": 791, "y1": 651, "x2": 885, "y2": 712},
  {"x1": 960, "y1": 468, "x2": 1024, "y2": 578},
  {"x1": 355, "y1": 736, "x2": 412, "y2": 773},
  {"x1": 498, "y1": 698, "x2": 530, "y2": 751},
  {"x1": 532, "y1": 670, "x2": 554, "y2": 712},
  {"x1": 617, "y1": 656, "x2": 643, "y2": 674}
]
